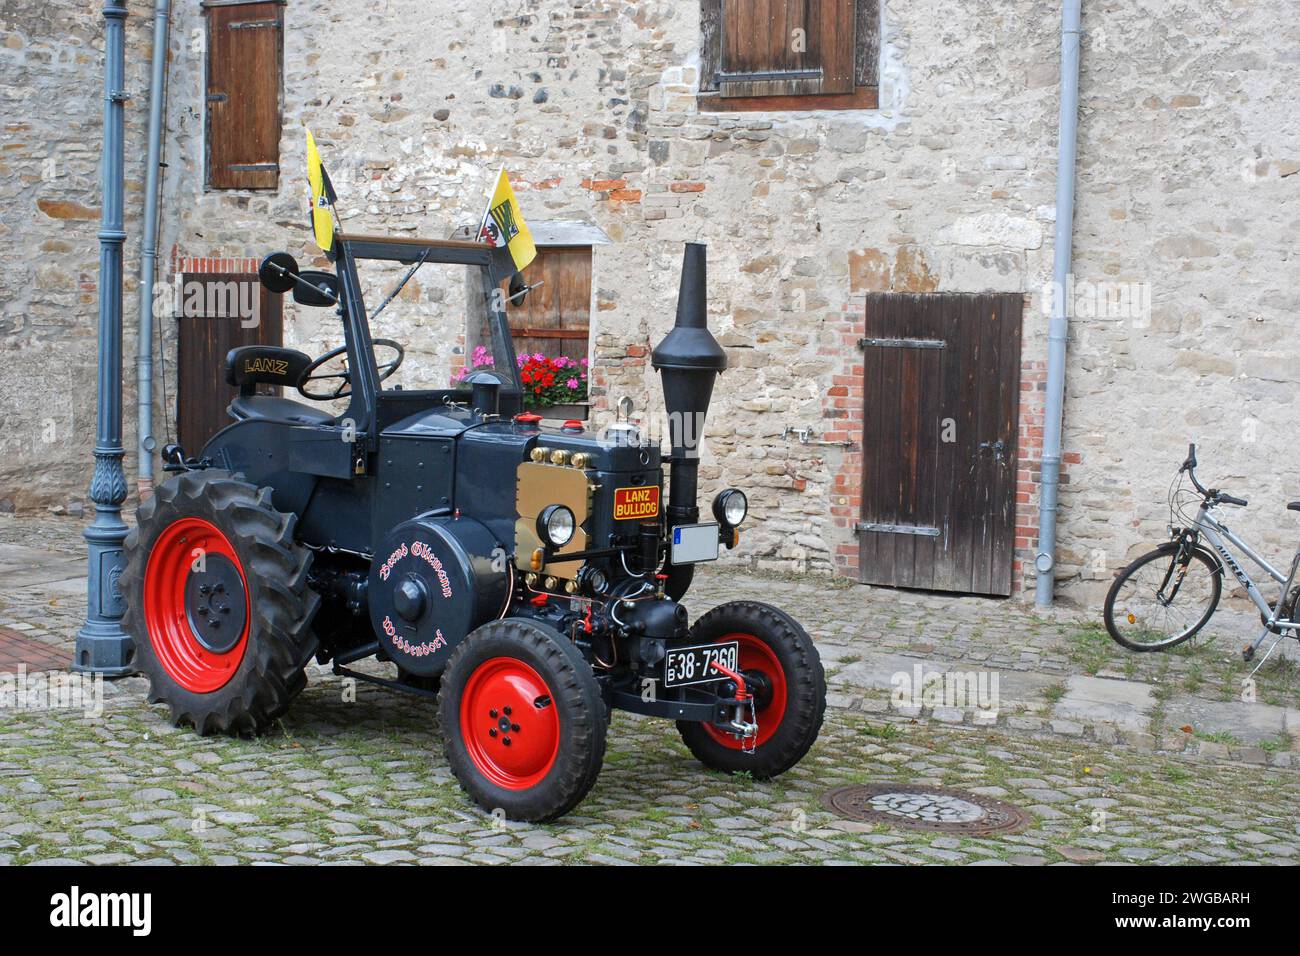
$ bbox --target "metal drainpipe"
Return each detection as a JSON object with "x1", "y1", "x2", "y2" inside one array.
[
  {"x1": 1034, "y1": 0, "x2": 1083, "y2": 605},
  {"x1": 74, "y1": 1, "x2": 135, "y2": 675},
  {"x1": 135, "y1": 0, "x2": 171, "y2": 499}
]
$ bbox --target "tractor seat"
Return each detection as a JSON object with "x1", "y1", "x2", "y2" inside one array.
[
  {"x1": 228, "y1": 394, "x2": 335, "y2": 425},
  {"x1": 224, "y1": 345, "x2": 334, "y2": 426},
  {"x1": 1289, "y1": 502, "x2": 1300, "y2": 513}
]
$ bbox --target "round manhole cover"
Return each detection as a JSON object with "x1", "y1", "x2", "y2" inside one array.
[{"x1": 822, "y1": 784, "x2": 1033, "y2": 836}]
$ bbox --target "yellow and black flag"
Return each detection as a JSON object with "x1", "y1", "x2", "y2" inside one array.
[
  {"x1": 305, "y1": 130, "x2": 338, "y2": 255},
  {"x1": 477, "y1": 169, "x2": 536, "y2": 274}
]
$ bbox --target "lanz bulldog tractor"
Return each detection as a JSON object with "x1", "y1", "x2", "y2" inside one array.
[{"x1": 123, "y1": 225, "x2": 826, "y2": 820}]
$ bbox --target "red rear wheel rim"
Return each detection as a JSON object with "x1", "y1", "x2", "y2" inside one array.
[
  {"x1": 142, "y1": 517, "x2": 250, "y2": 693},
  {"x1": 459, "y1": 657, "x2": 560, "y2": 790},
  {"x1": 704, "y1": 632, "x2": 788, "y2": 750}
]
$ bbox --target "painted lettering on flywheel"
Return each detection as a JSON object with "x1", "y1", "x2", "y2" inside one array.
[{"x1": 378, "y1": 540, "x2": 454, "y2": 598}]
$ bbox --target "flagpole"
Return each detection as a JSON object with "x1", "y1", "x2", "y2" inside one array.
[{"x1": 477, "y1": 167, "x2": 503, "y2": 244}]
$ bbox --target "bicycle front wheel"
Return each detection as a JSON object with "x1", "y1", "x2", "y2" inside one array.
[{"x1": 1103, "y1": 546, "x2": 1221, "y2": 651}]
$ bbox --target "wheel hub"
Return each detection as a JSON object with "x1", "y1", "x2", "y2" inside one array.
[
  {"x1": 393, "y1": 575, "x2": 427, "y2": 622},
  {"x1": 142, "y1": 516, "x2": 251, "y2": 694},
  {"x1": 184, "y1": 553, "x2": 248, "y2": 654},
  {"x1": 460, "y1": 658, "x2": 559, "y2": 790},
  {"x1": 743, "y1": 669, "x2": 774, "y2": 711}
]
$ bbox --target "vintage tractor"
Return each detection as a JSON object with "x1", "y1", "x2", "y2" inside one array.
[{"x1": 122, "y1": 226, "x2": 826, "y2": 820}]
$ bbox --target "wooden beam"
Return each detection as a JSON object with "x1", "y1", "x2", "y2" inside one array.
[{"x1": 509, "y1": 327, "x2": 590, "y2": 340}]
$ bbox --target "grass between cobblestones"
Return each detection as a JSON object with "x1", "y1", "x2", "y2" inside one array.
[{"x1": 2, "y1": 672, "x2": 1297, "y2": 866}]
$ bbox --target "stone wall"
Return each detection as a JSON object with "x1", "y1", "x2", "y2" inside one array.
[
  {"x1": 0, "y1": 0, "x2": 156, "y2": 514},
  {"x1": 2, "y1": 1, "x2": 1297, "y2": 608}
]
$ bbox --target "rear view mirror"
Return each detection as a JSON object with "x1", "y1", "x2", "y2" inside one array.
[
  {"x1": 258, "y1": 252, "x2": 299, "y2": 293},
  {"x1": 293, "y1": 270, "x2": 339, "y2": 308},
  {"x1": 508, "y1": 272, "x2": 528, "y2": 308}
]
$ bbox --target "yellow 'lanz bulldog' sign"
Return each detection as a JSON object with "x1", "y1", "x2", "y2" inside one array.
[{"x1": 613, "y1": 486, "x2": 660, "y2": 520}]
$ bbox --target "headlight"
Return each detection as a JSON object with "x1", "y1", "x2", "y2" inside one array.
[
  {"x1": 578, "y1": 565, "x2": 609, "y2": 596},
  {"x1": 538, "y1": 504, "x2": 576, "y2": 548},
  {"x1": 713, "y1": 488, "x2": 748, "y2": 527}
]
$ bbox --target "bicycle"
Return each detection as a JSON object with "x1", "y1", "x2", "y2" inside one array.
[{"x1": 1103, "y1": 444, "x2": 1300, "y2": 666}]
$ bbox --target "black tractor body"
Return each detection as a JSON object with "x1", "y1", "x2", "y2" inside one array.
[{"x1": 124, "y1": 223, "x2": 825, "y2": 820}]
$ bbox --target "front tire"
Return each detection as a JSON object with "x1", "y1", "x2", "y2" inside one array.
[
  {"x1": 676, "y1": 601, "x2": 825, "y2": 779},
  {"x1": 439, "y1": 618, "x2": 606, "y2": 821},
  {"x1": 122, "y1": 470, "x2": 320, "y2": 734},
  {"x1": 1103, "y1": 544, "x2": 1222, "y2": 651}
]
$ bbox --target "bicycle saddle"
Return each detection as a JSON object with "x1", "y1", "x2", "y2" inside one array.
[{"x1": 1288, "y1": 501, "x2": 1300, "y2": 512}]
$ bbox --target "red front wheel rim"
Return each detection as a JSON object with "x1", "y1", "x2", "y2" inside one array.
[
  {"x1": 142, "y1": 517, "x2": 250, "y2": 694},
  {"x1": 704, "y1": 633, "x2": 788, "y2": 750},
  {"x1": 459, "y1": 657, "x2": 560, "y2": 790}
]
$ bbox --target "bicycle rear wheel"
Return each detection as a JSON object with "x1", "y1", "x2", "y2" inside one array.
[{"x1": 1104, "y1": 546, "x2": 1221, "y2": 651}]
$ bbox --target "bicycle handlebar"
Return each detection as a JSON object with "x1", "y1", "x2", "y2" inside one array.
[
  {"x1": 1182, "y1": 442, "x2": 1248, "y2": 506},
  {"x1": 1182, "y1": 443, "x2": 1208, "y2": 494}
]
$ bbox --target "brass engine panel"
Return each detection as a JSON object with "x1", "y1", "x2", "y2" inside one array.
[{"x1": 515, "y1": 459, "x2": 592, "y2": 575}]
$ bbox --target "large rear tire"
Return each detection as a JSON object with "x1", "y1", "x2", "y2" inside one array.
[
  {"x1": 122, "y1": 470, "x2": 320, "y2": 735},
  {"x1": 676, "y1": 601, "x2": 825, "y2": 779},
  {"x1": 439, "y1": 618, "x2": 606, "y2": 822}
]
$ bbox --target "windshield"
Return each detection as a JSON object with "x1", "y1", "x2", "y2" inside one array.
[{"x1": 354, "y1": 259, "x2": 524, "y2": 395}]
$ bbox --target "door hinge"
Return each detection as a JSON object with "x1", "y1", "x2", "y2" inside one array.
[
  {"x1": 859, "y1": 337, "x2": 946, "y2": 350},
  {"x1": 855, "y1": 522, "x2": 941, "y2": 537},
  {"x1": 718, "y1": 68, "x2": 823, "y2": 84}
]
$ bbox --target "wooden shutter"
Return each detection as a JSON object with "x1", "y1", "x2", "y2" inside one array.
[
  {"x1": 717, "y1": 0, "x2": 856, "y2": 98},
  {"x1": 205, "y1": 1, "x2": 284, "y2": 190},
  {"x1": 500, "y1": 247, "x2": 593, "y2": 365}
]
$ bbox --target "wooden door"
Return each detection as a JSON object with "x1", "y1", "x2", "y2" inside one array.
[
  {"x1": 857, "y1": 293, "x2": 1023, "y2": 596},
  {"x1": 502, "y1": 246, "x2": 592, "y2": 364},
  {"x1": 176, "y1": 274, "x2": 283, "y2": 453}
]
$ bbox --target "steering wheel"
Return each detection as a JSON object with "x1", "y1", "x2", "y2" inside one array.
[{"x1": 299, "y1": 339, "x2": 404, "y2": 400}]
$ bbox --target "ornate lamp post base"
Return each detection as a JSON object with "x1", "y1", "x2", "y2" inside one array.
[{"x1": 73, "y1": 452, "x2": 135, "y2": 676}]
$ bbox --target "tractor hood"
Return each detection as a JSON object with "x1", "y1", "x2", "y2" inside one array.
[{"x1": 382, "y1": 406, "x2": 661, "y2": 474}]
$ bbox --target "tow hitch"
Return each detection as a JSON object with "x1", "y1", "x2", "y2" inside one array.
[{"x1": 711, "y1": 659, "x2": 758, "y2": 752}]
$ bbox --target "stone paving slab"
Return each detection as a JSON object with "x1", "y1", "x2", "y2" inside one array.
[
  {"x1": 1052, "y1": 676, "x2": 1156, "y2": 733},
  {"x1": 1162, "y1": 697, "x2": 1292, "y2": 747},
  {"x1": 0, "y1": 543, "x2": 83, "y2": 589}
]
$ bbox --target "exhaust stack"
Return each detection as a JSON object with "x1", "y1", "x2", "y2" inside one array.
[{"x1": 652, "y1": 242, "x2": 727, "y2": 536}]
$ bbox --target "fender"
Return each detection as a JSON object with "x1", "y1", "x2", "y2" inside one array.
[{"x1": 1147, "y1": 539, "x2": 1226, "y2": 579}]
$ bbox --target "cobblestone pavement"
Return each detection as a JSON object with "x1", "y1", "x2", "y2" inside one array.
[{"x1": 1, "y1": 514, "x2": 1298, "y2": 865}]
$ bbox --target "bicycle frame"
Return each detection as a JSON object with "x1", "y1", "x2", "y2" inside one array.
[{"x1": 1191, "y1": 505, "x2": 1300, "y2": 631}]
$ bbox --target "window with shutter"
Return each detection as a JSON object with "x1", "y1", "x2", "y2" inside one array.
[
  {"x1": 700, "y1": 0, "x2": 879, "y2": 112},
  {"x1": 204, "y1": 0, "x2": 284, "y2": 190}
]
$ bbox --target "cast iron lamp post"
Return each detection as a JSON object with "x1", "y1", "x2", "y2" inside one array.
[{"x1": 74, "y1": 1, "x2": 135, "y2": 675}]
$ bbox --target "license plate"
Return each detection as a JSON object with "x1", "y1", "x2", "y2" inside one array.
[
  {"x1": 671, "y1": 522, "x2": 719, "y2": 564},
  {"x1": 613, "y1": 485, "x2": 659, "y2": 520},
  {"x1": 663, "y1": 640, "x2": 739, "y2": 689}
]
